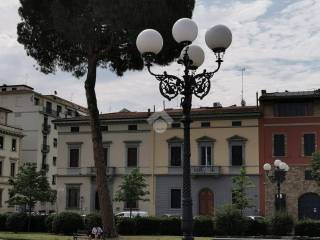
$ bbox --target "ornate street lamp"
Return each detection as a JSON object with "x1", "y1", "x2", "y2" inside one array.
[
  {"x1": 136, "y1": 18, "x2": 232, "y2": 240},
  {"x1": 263, "y1": 159, "x2": 289, "y2": 212}
]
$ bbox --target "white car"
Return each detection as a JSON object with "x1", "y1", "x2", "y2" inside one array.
[{"x1": 115, "y1": 211, "x2": 148, "y2": 218}]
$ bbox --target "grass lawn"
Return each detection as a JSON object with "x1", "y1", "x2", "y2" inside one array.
[{"x1": 0, "y1": 232, "x2": 212, "y2": 240}]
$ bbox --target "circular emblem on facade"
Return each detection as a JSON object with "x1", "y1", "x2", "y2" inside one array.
[{"x1": 153, "y1": 119, "x2": 168, "y2": 133}]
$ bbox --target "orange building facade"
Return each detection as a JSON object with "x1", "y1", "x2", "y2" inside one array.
[{"x1": 259, "y1": 90, "x2": 320, "y2": 219}]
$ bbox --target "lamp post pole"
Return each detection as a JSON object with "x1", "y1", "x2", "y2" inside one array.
[
  {"x1": 136, "y1": 18, "x2": 232, "y2": 240},
  {"x1": 263, "y1": 159, "x2": 289, "y2": 212}
]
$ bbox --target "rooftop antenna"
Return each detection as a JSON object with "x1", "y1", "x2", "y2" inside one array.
[{"x1": 241, "y1": 68, "x2": 246, "y2": 107}]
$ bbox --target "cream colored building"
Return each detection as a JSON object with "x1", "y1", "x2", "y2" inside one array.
[
  {"x1": 55, "y1": 105, "x2": 261, "y2": 216},
  {"x1": 0, "y1": 107, "x2": 23, "y2": 213},
  {"x1": 0, "y1": 84, "x2": 87, "y2": 213}
]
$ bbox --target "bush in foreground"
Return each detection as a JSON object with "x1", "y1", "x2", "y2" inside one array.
[
  {"x1": 215, "y1": 205, "x2": 248, "y2": 236},
  {"x1": 193, "y1": 216, "x2": 215, "y2": 237},
  {"x1": 295, "y1": 219, "x2": 320, "y2": 237},
  {"x1": 84, "y1": 213, "x2": 102, "y2": 230},
  {"x1": 0, "y1": 214, "x2": 8, "y2": 231},
  {"x1": 6, "y1": 213, "x2": 27, "y2": 232},
  {"x1": 52, "y1": 212, "x2": 83, "y2": 235},
  {"x1": 245, "y1": 218, "x2": 269, "y2": 236},
  {"x1": 270, "y1": 211, "x2": 294, "y2": 236},
  {"x1": 159, "y1": 217, "x2": 181, "y2": 236}
]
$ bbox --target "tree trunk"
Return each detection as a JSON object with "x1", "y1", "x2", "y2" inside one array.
[{"x1": 85, "y1": 53, "x2": 117, "y2": 238}]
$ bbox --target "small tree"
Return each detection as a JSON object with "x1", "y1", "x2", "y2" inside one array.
[
  {"x1": 232, "y1": 166, "x2": 255, "y2": 215},
  {"x1": 311, "y1": 151, "x2": 320, "y2": 189},
  {"x1": 7, "y1": 163, "x2": 56, "y2": 231},
  {"x1": 114, "y1": 168, "x2": 149, "y2": 217}
]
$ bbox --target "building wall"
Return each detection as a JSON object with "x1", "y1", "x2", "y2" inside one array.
[{"x1": 0, "y1": 124, "x2": 23, "y2": 213}]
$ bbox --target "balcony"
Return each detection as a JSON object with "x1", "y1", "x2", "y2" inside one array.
[
  {"x1": 57, "y1": 167, "x2": 116, "y2": 177},
  {"x1": 41, "y1": 144, "x2": 50, "y2": 153},
  {"x1": 41, "y1": 107, "x2": 62, "y2": 118},
  {"x1": 191, "y1": 165, "x2": 220, "y2": 176},
  {"x1": 42, "y1": 124, "x2": 51, "y2": 135}
]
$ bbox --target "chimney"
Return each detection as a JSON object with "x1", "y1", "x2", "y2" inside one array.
[
  {"x1": 213, "y1": 102, "x2": 222, "y2": 108},
  {"x1": 261, "y1": 90, "x2": 266, "y2": 95},
  {"x1": 147, "y1": 108, "x2": 151, "y2": 116}
]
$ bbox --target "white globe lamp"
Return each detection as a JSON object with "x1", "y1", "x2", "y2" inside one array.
[
  {"x1": 136, "y1": 29, "x2": 163, "y2": 55},
  {"x1": 205, "y1": 25, "x2": 232, "y2": 52},
  {"x1": 172, "y1": 18, "x2": 198, "y2": 43}
]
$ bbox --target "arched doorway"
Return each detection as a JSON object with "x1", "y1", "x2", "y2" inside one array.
[
  {"x1": 199, "y1": 188, "x2": 214, "y2": 216},
  {"x1": 298, "y1": 192, "x2": 320, "y2": 220}
]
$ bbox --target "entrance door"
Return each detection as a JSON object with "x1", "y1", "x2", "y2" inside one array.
[
  {"x1": 199, "y1": 189, "x2": 214, "y2": 216},
  {"x1": 298, "y1": 192, "x2": 320, "y2": 220}
]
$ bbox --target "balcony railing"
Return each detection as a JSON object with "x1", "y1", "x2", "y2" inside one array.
[
  {"x1": 57, "y1": 167, "x2": 116, "y2": 177},
  {"x1": 42, "y1": 124, "x2": 51, "y2": 135},
  {"x1": 42, "y1": 107, "x2": 62, "y2": 118},
  {"x1": 41, "y1": 144, "x2": 50, "y2": 153},
  {"x1": 191, "y1": 165, "x2": 220, "y2": 176}
]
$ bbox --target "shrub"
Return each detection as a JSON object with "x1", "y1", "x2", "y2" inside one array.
[
  {"x1": 245, "y1": 218, "x2": 269, "y2": 236},
  {"x1": 215, "y1": 205, "x2": 248, "y2": 236},
  {"x1": 295, "y1": 219, "x2": 320, "y2": 237},
  {"x1": 52, "y1": 212, "x2": 83, "y2": 235},
  {"x1": 45, "y1": 214, "x2": 56, "y2": 233},
  {"x1": 6, "y1": 213, "x2": 27, "y2": 232},
  {"x1": 135, "y1": 217, "x2": 160, "y2": 235},
  {"x1": 84, "y1": 213, "x2": 102, "y2": 230},
  {"x1": 159, "y1": 217, "x2": 181, "y2": 236},
  {"x1": 193, "y1": 216, "x2": 214, "y2": 237},
  {"x1": 270, "y1": 212, "x2": 294, "y2": 236},
  {"x1": 0, "y1": 214, "x2": 8, "y2": 231},
  {"x1": 116, "y1": 217, "x2": 136, "y2": 235},
  {"x1": 30, "y1": 215, "x2": 47, "y2": 232}
]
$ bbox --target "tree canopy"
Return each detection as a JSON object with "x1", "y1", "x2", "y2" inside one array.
[
  {"x1": 18, "y1": 0, "x2": 195, "y2": 77},
  {"x1": 114, "y1": 168, "x2": 149, "y2": 217}
]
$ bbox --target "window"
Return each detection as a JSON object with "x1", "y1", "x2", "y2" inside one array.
[
  {"x1": 232, "y1": 121, "x2": 242, "y2": 126},
  {"x1": 69, "y1": 148, "x2": 80, "y2": 168},
  {"x1": 34, "y1": 97, "x2": 40, "y2": 105},
  {"x1": 200, "y1": 143, "x2": 212, "y2": 166},
  {"x1": 10, "y1": 162, "x2": 15, "y2": 177},
  {"x1": 66, "y1": 185, "x2": 80, "y2": 209},
  {"x1": 170, "y1": 144, "x2": 182, "y2": 166},
  {"x1": 171, "y1": 123, "x2": 181, "y2": 128},
  {"x1": 46, "y1": 102, "x2": 52, "y2": 114},
  {"x1": 231, "y1": 145, "x2": 243, "y2": 166},
  {"x1": 128, "y1": 125, "x2": 137, "y2": 131},
  {"x1": 0, "y1": 189, "x2": 2, "y2": 207},
  {"x1": 303, "y1": 134, "x2": 316, "y2": 156},
  {"x1": 52, "y1": 175, "x2": 56, "y2": 185},
  {"x1": 67, "y1": 109, "x2": 72, "y2": 116},
  {"x1": 12, "y1": 88, "x2": 17, "y2": 91},
  {"x1": 71, "y1": 126, "x2": 79, "y2": 132},
  {"x1": 273, "y1": 134, "x2": 285, "y2": 156},
  {"x1": 0, "y1": 136, "x2": 3, "y2": 149},
  {"x1": 53, "y1": 156, "x2": 57, "y2": 166},
  {"x1": 53, "y1": 138, "x2": 58, "y2": 148},
  {"x1": 201, "y1": 122, "x2": 210, "y2": 127},
  {"x1": 1, "y1": 88, "x2": 6, "y2": 92},
  {"x1": 0, "y1": 161, "x2": 2, "y2": 176},
  {"x1": 57, "y1": 105, "x2": 62, "y2": 115},
  {"x1": 170, "y1": 189, "x2": 181, "y2": 209},
  {"x1": 125, "y1": 201, "x2": 138, "y2": 210},
  {"x1": 95, "y1": 191, "x2": 100, "y2": 210},
  {"x1": 101, "y1": 125, "x2": 108, "y2": 132},
  {"x1": 274, "y1": 102, "x2": 313, "y2": 117},
  {"x1": 127, "y1": 147, "x2": 138, "y2": 167},
  {"x1": 305, "y1": 170, "x2": 314, "y2": 180},
  {"x1": 11, "y1": 139, "x2": 17, "y2": 151},
  {"x1": 103, "y1": 147, "x2": 108, "y2": 165}
]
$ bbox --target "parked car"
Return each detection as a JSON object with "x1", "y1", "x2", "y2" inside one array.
[
  {"x1": 247, "y1": 215, "x2": 265, "y2": 221},
  {"x1": 115, "y1": 211, "x2": 148, "y2": 218}
]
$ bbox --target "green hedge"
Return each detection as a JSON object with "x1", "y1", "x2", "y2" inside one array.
[
  {"x1": 193, "y1": 216, "x2": 215, "y2": 237},
  {"x1": 45, "y1": 214, "x2": 55, "y2": 233},
  {"x1": 84, "y1": 213, "x2": 102, "y2": 230},
  {"x1": 295, "y1": 219, "x2": 320, "y2": 237},
  {"x1": 52, "y1": 212, "x2": 83, "y2": 235},
  {"x1": 245, "y1": 218, "x2": 269, "y2": 236},
  {"x1": 6, "y1": 213, "x2": 27, "y2": 232},
  {"x1": 0, "y1": 214, "x2": 8, "y2": 231},
  {"x1": 159, "y1": 217, "x2": 181, "y2": 236},
  {"x1": 215, "y1": 205, "x2": 248, "y2": 236},
  {"x1": 270, "y1": 212, "x2": 294, "y2": 236}
]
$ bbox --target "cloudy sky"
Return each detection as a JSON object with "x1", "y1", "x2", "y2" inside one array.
[{"x1": 0, "y1": 0, "x2": 319, "y2": 112}]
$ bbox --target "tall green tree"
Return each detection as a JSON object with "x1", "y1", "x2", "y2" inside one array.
[
  {"x1": 311, "y1": 152, "x2": 320, "y2": 188},
  {"x1": 7, "y1": 163, "x2": 56, "y2": 231},
  {"x1": 17, "y1": 0, "x2": 194, "y2": 236},
  {"x1": 231, "y1": 167, "x2": 255, "y2": 215},
  {"x1": 114, "y1": 169, "x2": 149, "y2": 218}
]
